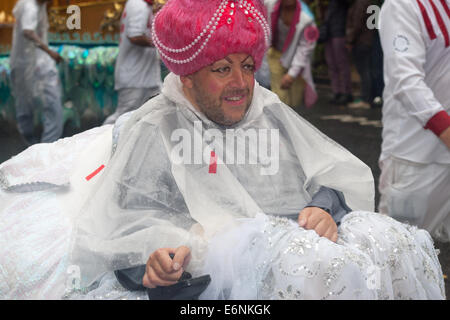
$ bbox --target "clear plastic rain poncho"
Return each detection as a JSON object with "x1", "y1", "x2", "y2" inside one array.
[{"x1": 68, "y1": 73, "x2": 376, "y2": 288}]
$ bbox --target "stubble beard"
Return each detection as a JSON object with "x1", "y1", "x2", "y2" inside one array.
[{"x1": 192, "y1": 83, "x2": 252, "y2": 127}]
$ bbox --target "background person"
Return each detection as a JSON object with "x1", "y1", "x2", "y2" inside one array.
[
  {"x1": 321, "y1": 0, "x2": 353, "y2": 105},
  {"x1": 346, "y1": 0, "x2": 375, "y2": 110},
  {"x1": 10, "y1": 0, "x2": 64, "y2": 144},
  {"x1": 103, "y1": 0, "x2": 162, "y2": 125},
  {"x1": 378, "y1": 0, "x2": 450, "y2": 242}
]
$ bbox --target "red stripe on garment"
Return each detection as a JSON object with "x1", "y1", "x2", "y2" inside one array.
[
  {"x1": 85, "y1": 165, "x2": 105, "y2": 181},
  {"x1": 417, "y1": 0, "x2": 437, "y2": 40},
  {"x1": 429, "y1": 0, "x2": 450, "y2": 47},
  {"x1": 440, "y1": 0, "x2": 450, "y2": 18},
  {"x1": 208, "y1": 151, "x2": 217, "y2": 174},
  {"x1": 424, "y1": 110, "x2": 450, "y2": 136}
]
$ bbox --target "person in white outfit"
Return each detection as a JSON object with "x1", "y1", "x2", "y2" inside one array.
[
  {"x1": 103, "y1": 0, "x2": 163, "y2": 125},
  {"x1": 378, "y1": 0, "x2": 450, "y2": 242},
  {"x1": 10, "y1": 0, "x2": 64, "y2": 144}
]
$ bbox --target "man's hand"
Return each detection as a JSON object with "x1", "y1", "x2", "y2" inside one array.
[
  {"x1": 23, "y1": 29, "x2": 63, "y2": 63},
  {"x1": 298, "y1": 207, "x2": 338, "y2": 242},
  {"x1": 128, "y1": 35, "x2": 155, "y2": 47},
  {"x1": 142, "y1": 246, "x2": 191, "y2": 288},
  {"x1": 49, "y1": 50, "x2": 63, "y2": 64},
  {"x1": 439, "y1": 127, "x2": 450, "y2": 150},
  {"x1": 281, "y1": 74, "x2": 295, "y2": 90}
]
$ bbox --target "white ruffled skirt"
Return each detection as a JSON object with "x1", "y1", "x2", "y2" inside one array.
[{"x1": 199, "y1": 212, "x2": 445, "y2": 300}]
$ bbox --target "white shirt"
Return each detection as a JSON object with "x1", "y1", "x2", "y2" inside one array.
[
  {"x1": 114, "y1": 0, "x2": 162, "y2": 91},
  {"x1": 379, "y1": 0, "x2": 450, "y2": 164},
  {"x1": 10, "y1": 0, "x2": 55, "y2": 72}
]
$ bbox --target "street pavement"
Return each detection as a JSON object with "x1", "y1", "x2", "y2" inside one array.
[{"x1": 0, "y1": 84, "x2": 448, "y2": 299}]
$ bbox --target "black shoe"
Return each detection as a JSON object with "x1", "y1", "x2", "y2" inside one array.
[
  {"x1": 336, "y1": 94, "x2": 353, "y2": 105},
  {"x1": 329, "y1": 93, "x2": 342, "y2": 104}
]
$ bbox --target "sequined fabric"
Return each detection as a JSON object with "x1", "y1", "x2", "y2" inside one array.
[
  {"x1": 199, "y1": 213, "x2": 445, "y2": 300},
  {"x1": 0, "y1": 189, "x2": 445, "y2": 299}
]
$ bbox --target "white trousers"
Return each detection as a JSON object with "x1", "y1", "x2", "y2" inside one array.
[
  {"x1": 103, "y1": 87, "x2": 159, "y2": 125},
  {"x1": 11, "y1": 66, "x2": 63, "y2": 143},
  {"x1": 379, "y1": 156, "x2": 450, "y2": 242}
]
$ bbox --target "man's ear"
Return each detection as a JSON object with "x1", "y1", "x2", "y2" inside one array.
[{"x1": 180, "y1": 75, "x2": 194, "y2": 89}]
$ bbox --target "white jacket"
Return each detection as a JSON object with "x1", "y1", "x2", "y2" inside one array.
[{"x1": 379, "y1": 0, "x2": 450, "y2": 164}]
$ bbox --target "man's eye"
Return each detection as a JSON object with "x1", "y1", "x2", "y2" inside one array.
[
  {"x1": 243, "y1": 64, "x2": 255, "y2": 71},
  {"x1": 212, "y1": 66, "x2": 231, "y2": 73}
]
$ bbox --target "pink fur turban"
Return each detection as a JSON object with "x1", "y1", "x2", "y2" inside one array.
[{"x1": 152, "y1": 0, "x2": 270, "y2": 76}]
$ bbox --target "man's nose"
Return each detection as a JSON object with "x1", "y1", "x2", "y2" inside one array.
[{"x1": 230, "y1": 67, "x2": 246, "y2": 88}]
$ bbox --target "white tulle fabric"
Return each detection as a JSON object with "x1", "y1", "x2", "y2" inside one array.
[
  {"x1": 63, "y1": 212, "x2": 446, "y2": 300},
  {"x1": 0, "y1": 126, "x2": 113, "y2": 299},
  {"x1": 199, "y1": 213, "x2": 445, "y2": 299},
  {"x1": 0, "y1": 126, "x2": 111, "y2": 192}
]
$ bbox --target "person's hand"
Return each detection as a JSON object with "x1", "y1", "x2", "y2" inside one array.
[
  {"x1": 298, "y1": 207, "x2": 338, "y2": 242},
  {"x1": 281, "y1": 74, "x2": 295, "y2": 90},
  {"x1": 49, "y1": 50, "x2": 63, "y2": 64},
  {"x1": 128, "y1": 35, "x2": 155, "y2": 47},
  {"x1": 142, "y1": 246, "x2": 191, "y2": 288},
  {"x1": 439, "y1": 127, "x2": 450, "y2": 150}
]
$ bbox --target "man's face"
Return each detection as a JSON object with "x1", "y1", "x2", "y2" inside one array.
[{"x1": 182, "y1": 53, "x2": 256, "y2": 127}]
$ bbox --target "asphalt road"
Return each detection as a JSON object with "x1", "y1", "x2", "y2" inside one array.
[{"x1": 0, "y1": 84, "x2": 448, "y2": 299}]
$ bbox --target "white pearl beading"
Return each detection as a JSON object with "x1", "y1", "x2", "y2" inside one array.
[{"x1": 152, "y1": 0, "x2": 271, "y2": 64}]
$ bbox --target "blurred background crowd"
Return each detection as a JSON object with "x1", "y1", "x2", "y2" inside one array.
[{"x1": 0, "y1": 0, "x2": 385, "y2": 140}]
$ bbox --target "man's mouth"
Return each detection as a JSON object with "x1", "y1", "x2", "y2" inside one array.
[{"x1": 223, "y1": 93, "x2": 247, "y2": 105}]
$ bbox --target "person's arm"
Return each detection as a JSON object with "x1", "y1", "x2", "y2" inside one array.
[
  {"x1": 23, "y1": 30, "x2": 62, "y2": 63},
  {"x1": 297, "y1": 186, "x2": 352, "y2": 243},
  {"x1": 439, "y1": 127, "x2": 450, "y2": 149},
  {"x1": 128, "y1": 35, "x2": 154, "y2": 47},
  {"x1": 20, "y1": 2, "x2": 62, "y2": 63},
  {"x1": 126, "y1": 1, "x2": 154, "y2": 47},
  {"x1": 304, "y1": 186, "x2": 352, "y2": 225},
  {"x1": 345, "y1": 1, "x2": 367, "y2": 46},
  {"x1": 379, "y1": 0, "x2": 450, "y2": 148},
  {"x1": 115, "y1": 246, "x2": 191, "y2": 291},
  {"x1": 281, "y1": 22, "x2": 317, "y2": 89}
]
